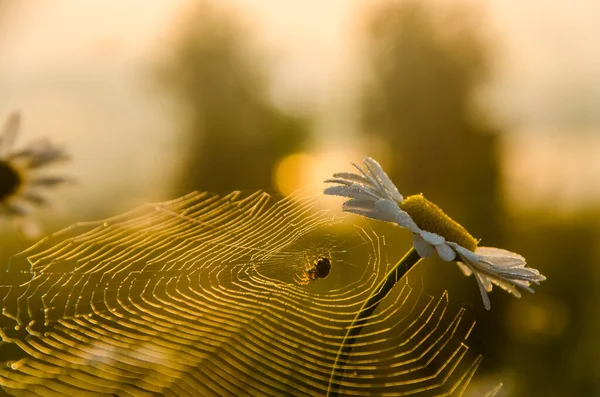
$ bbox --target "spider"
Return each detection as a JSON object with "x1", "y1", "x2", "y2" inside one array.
[{"x1": 294, "y1": 256, "x2": 332, "y2": 285}]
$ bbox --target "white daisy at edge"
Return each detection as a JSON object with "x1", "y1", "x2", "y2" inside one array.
[
  {"x1": 324, "y1": 156, "x2": 546, "y2": 310},
  {"x1": 0, "y1": 112, "x2": 72, "y2": 238}
]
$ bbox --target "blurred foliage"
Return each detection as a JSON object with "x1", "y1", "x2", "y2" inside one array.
[
  {"x1": 505, "y1": 213, "x2": 600, "y2": 397},
  {"x1": 0, "y1": 233, "x2": 31, "y2": 273},
  {"x1": 159, "y1": 2, "x2": 309, "y2": 195},
  {"x1": 360, "y1": 1, "x2": 600, "y2": 396},
  {"x1": 361, "y1": 0, "x2": 503, "y2": 244},
  {"x1": 359, "y1": 0, "x2": 507, "y2": 370}
]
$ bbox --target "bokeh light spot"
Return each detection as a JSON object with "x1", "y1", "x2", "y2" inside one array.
[
  {"x1": 273, "y1": 149, "x2": 360, "y2": 199},
  {"x1": 273, "y1": 153, "x2": 316, "y2": 196}
]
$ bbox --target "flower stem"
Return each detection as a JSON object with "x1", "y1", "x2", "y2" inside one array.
[{"x1": 326, "y1": 247, "x2": 422, "y2": 396}]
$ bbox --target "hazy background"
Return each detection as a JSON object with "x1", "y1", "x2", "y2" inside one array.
[{"x1": 1, "y1": 1, "x2": 599, "y2": 396}]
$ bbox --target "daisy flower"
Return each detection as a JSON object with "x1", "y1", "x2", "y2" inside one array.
[
  {"x1": 324, "y1": 156, "x2": 545, "y2": 310},
  {"x1": 0, "y1": 112, "x2": 72, "y2": 238}
]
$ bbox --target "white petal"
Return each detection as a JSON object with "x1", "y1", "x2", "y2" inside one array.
[
  {"x1": 452, "y1": 241, "x2": 545, "y2": 309},
  {"x1": 352, "y1": 162, "x2": 381, "y2": 192},
  {"x1": 21, "y1": 191, "x2": 51, "y2": 207},
  {"x1": 490, "y1": 266, "x2": 543, "y2": 282},
  {"x1": 0, "y1": 112, "x2": 20, "y2": 157},
  {"x1": 332, "y1": 172, "x2": 371, "y2": 185},
  {"x1": 374, "y1": 199, "x2": 401, "y2": 216},
  {"x1": 342, "y1": 203, "x2": 397, "y2": 223},
  {"x1": 4, "y1": 201, "x2": 30, "y2": 216},
  {"x1": 323, "y1": 185, "x2": 380, "y2": 201},
  {"x1": 25, "y1": 144, "x2": 69, "y2": 168},
  {"x1": 435, "y1": 243, "x2": 456, "y2": 261},
  {"x1": 476, "y1": 246, "x2": 526, "y2": 268},
  {"x1": 508, "y1": 279, "x2": 536, "y2": 293},
  {"x1": 489, "y1": 276, "x2": 522, "y2": 298},
  {"x1": 456, "y1": 261, "x2": 473, "y2": 276},
  {"x1": 29, "y1": 176, "x2": 73, "y2": 187},
  {"x1": 324, "y1": 177, "x2": 361, "y2": 187},
  {"x1": 419, "y1": 230, "x2": 445, "y2": 245},
  {"x1": 480, "y1": 274, "x2": 493, "y2": 292},
  {"x1": 473, "y1": 272, "x2": 492, "y2": 310},
  {"x1": 476, "y1": 246, "x2": 525, "y2": 259},
  {"x1": 475, "y1": 249, "x2": 545, "y2": 284},
  {"x1": 324, "y1": 178, "x2": 381, "y2": 198},
  {"x1": 394, "y1": 211, "x2": 421, "y2": 234},
  {"x1": 448, "y1": 242, "x2": 481, "y2": 263},
  {"x1": 342, "y1": 198, "x2": 375, "y2": 211},
  {"x1": 413, "y1": 233, "x2": 435, "y2": 258},
  {"x1": 363, "y1": 157, "x2": 403, "y2": 202}
]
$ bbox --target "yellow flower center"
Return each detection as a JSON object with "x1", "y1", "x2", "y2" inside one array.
[
  {"x1": 0, "y1": 160, "x2": 22, "y2": 201},
  {"x1": 399, "y1": 194, "x2": 478, "y2": 251}
]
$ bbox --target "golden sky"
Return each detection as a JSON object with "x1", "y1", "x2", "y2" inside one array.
[{"x1": 0, "y1": 0, "x2": 598, "y2": 216}]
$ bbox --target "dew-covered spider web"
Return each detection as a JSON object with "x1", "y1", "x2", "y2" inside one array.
[{"x1": 0, "y1": 191, "x2": 482, "y2": 396}]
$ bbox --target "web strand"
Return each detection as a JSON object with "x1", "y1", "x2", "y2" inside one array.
[{"x1": 0, "y1": 191, "x2": 479, "y2": 396}]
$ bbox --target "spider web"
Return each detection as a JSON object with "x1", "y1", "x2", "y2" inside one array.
[{"x1": 0, "y1": 191, "x2": 481, "y2": 396}]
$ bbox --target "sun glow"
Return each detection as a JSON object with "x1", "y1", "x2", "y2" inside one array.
[{"x1": 273, "y1": 149, "x2": 360, "y2": 210}]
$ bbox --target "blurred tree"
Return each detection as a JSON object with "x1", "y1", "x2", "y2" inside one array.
[
  {"x1": 508, "y1": 216, "x2": 600, "y2": 397},
  {"x1": 360, "y1": 4, "x2": 600, "y2": 397},
  {"x1": 360, "y1": 0, "x2": 503, "y2": 244},
  {"x1": 159, "y1": 2, "x2": 308, "y2": 195},
  {"x1": 359, "y1": 0, "x2": 508, "y2": 378}
]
